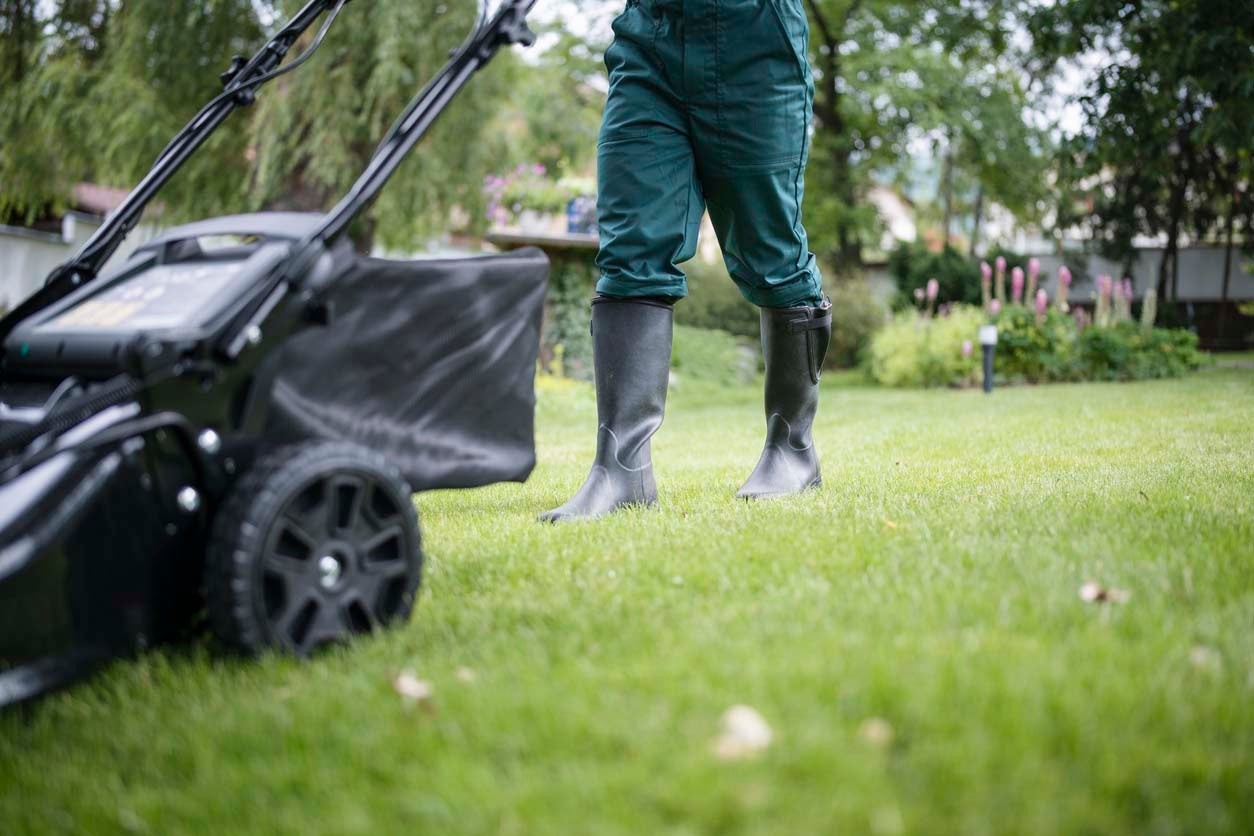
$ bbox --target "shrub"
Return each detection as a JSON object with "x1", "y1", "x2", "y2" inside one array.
[
  {"x1": 888, "y1": 242, "x2": 982, "y2": 307},
  {"x1": 993, "y1": 305, "x2": 1081, "y2": 383},
  {"x1": 830, "y1": 279, "x2": 888, "y2": 368},
  {"x1": 1077, "y1": 322, "x2": 1206, "y2": 381},
  {"x1": 869, "y1": 303, "x2": 1206, "y2": 388},
  {"x1": 675, "y1": 259, "x2": 760, "y2": 339},
  {"x1": 671, "y1": 324, "x2": 757, "y2": 387},
  {"x1": 868, "y1": 307, "x2": 984, "y2": 387}
]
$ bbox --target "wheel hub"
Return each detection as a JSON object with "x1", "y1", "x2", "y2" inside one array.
[{"x1": 317, "y1": 551, "x2": 348, "y2": 591}]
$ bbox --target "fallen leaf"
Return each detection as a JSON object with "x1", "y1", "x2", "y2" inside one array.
[
  {"x1": 858, "y1": 717, "x2": 895, "y2": 748},
  {"x1": 882, "y1": 517, "x2": 898, "y2": 530},
  {"x1": 455, "y1": 667, "x2": 477, "y2": 684},
  {"x1": 393, "y1": 671, "x2": 435, "y2": 710},
  {"x1": 1079, "y1": 580, "x2": 1130, "y2": 604},
  {"x1": 712, "y1": 705, "x2": 773, "y2": 761},
  {"x1": 1189, "y1": 645, "x2": 1221, "y2": 672}
]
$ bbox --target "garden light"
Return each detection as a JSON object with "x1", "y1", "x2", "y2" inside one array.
[{"x1": 979, "y1": 322, "x2": 999, "y2": 394}]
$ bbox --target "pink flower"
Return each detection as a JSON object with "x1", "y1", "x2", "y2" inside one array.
[
  {"x1": 1059, "y1": 265, "x2": 1072, "y2": 287},
  {"x1": 1011, "y1": 267, "x2": 1025, "y2": 303},
  {"x1": 1121, "y1": 277, "x2": 1134, "y2": 299},
  {"x1": 980, "y1": 261, "x2": 992, "y2": 281},
  {"x1": 926, "y1": 278, "x2": 939, "y2": 302},
  {"x1": 961, "y1": 340, "x2": 973, "y2": 358},
  {"x1": 1097, "y1": 275, "x2": 1113, "y2": 298},
  {"x1": 532, "y1": 163, "x2": 547, "y2": 175},
  {"x1": 1035, "y1": 288, "x2": 1048, "y2": 315},
  {"x1": 1028, "y1": 257, "x2": 1040, "y2": 281},
  {"x1": 995, "y1": 256, "x2": 1007, "y2": 274},
  {"x1": 989, "y1": 299, "x2": 1002, "y2": 316}
]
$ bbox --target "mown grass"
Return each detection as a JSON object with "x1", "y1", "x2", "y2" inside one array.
[{"x1": 1, "y1": 367, "x2": 1251, "y2": 835}]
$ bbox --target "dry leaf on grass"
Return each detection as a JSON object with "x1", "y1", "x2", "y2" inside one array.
[
  {"x1": 1079, "y1": 580, "x2": 1130, "y2": 604},
  {"x1": 858, "y1": 717, "x2": 895, "y2": 748},
  {"x1": 712, "y1": 705, "x2": 773, "y2": 761},
  {"x1": 1189, "y1": 645, "x2": 1221, "y2": 672},
  {"x1": 393, "y1": 671, "x2": 435, "y2": 712}
]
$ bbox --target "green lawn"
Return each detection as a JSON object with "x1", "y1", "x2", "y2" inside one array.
[{"x1": 2, "y1": 368, "x2": 1252, "y2": 834}]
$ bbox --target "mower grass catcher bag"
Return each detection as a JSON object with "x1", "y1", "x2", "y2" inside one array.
[{"x1": 267, "y1": 247, "x2": 549, "y2": 491}]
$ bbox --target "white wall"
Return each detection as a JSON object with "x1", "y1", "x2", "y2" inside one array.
[
  {"x1": 0, "y1": 213, "x2": 158, "y2": 312},
  {"x1": 1030, "y1": 246, "x2": 1253, "y2": 303}
]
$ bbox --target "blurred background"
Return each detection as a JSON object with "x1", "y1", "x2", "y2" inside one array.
[{"x1": 1, "y1": 0, "x2": 1250, "y2": 373}]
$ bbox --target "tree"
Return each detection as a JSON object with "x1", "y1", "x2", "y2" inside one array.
[
  {"x1": 1030, "y1": 0, "x2": 1254, "y2": 309},
  {"x1": 1, "y1": 0, "x2": 263, "y2": 224},
  {"x1": 801, "y1": 0, "x2": 1043, "y2": 270},
  {"x1": 247, "y1": 0, "x2": 522, "y2": 249},
  {"x1": 0, "y1": 0, "x2": 527, "y2": 251}
]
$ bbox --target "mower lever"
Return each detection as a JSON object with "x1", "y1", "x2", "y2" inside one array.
[{"x1": 220, "y1": 55, "x2": 248, "y2": 88}]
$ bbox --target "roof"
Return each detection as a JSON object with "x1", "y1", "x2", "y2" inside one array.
[{"x1": 71, "y1": 183, "x2": 131, "y2": 216}]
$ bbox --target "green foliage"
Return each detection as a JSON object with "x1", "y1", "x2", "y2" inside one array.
[
  {"x1": 0, "y1": 1, "x2": 532, "y2": 248},
  {"x1": 994, "y1": 305, "x2": 1080, "y2": 383},
  {"x1": 673, "y1": 259, "x2": 760, "y2": 340},
  {"x1": 869, "y1": 306, "x2": 984, "y2": 388},
  {"x1": 1076, "y1": 322, "x2": 1207, "y2": 382},
  {"x1": 888, "y1": 242, "x2": 982, "y2": 307},
  {"x1": 542, "y1": 254, "x2": 597, "y2": 381},
  {"x1": 1029, "y1": 0, "x2": 1254, "y2": 298},
  {"x1": 671, "y1": 324, "x2": 756, "y2": 387},
  {"x1": 249, "y1": 0, "x2": 511, "y2": 249},
  {"x1": 803, "y1": 0, "x2": 1049, "y2": 263},
  {"x1": 484, "y1": 164, "x2": 587, "y2": 223},
  {"x1": 829, "y1": 279, "x2": 888, "y2": 368},
  {"x1": 1, "y1": 0, "x2": 264, "y2": 223},
  {"x1": 500, "y1": 26, "x2": 604, "y2": 176},
  {"x1": 871, "y1": 303, "x2": 1207, "y2": 387}
]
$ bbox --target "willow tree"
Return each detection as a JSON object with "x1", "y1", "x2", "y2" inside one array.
[
  {"x1": 1, "y1": 0, "x2": 518, "y2": 250},
  {"x1": 0, "y1": 0, "x2": 263, "y2": 223},
  {"x1": 247, "y1": 0, "x2": 518, "y2": 249}
]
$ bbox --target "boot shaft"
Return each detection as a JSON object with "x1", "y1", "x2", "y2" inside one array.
[
  {"x1": 590, "y1": 297, "x2": 674, "y2": 469},
  {"x1": 760, "y1": 300, "x2": 831, "y2": 445}
]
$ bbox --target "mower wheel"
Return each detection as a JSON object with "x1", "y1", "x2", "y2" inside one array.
[{"x1": 205, "y1": 441, "x2": 422, "y2": 656}]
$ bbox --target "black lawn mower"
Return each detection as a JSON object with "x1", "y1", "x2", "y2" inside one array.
[{"x1": 0, "y1": 0, "x2": 547, "y2": 706}]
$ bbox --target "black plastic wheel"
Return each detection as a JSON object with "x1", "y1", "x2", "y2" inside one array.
[{"x1": 205, "y1": 441, "x2": 422, "y2": 656}]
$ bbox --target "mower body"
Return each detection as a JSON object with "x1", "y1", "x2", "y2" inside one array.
[{"x1": 0, "y1": 0, "x2": 545, "y2": 707}]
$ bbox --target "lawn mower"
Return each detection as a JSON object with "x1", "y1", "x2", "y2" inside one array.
[{"x1": 0, "y1": 0, "x2": 547, "y2": 707}]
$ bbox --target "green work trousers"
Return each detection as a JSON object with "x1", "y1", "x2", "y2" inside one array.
[{"x1": 595, "y1": 0, "x2": 824, "y2": 308}]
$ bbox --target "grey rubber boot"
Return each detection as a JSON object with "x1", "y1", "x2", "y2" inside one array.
[
  {"x1": 737, "y1": 299, "x2": 832, "y2": 500},
  {"x1": 539, "y1": 297, "x2": 673, "y2": 522}
]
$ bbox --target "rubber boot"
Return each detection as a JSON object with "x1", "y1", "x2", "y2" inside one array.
[
  {"x1": 539, "y1": 297, "x2": 673, "y2": 522},
  {"x1": 737, "y1": 299, "x2": 832, "y2": 500}
]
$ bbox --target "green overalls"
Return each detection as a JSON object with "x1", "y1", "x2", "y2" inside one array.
[{"x1": 595, "y1": 0, "x2": 824, "y2": 308}]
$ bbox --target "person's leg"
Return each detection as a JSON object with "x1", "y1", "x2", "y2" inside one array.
[
  {"x1": 594, "y1": 3, "x2": 704, "y2": 300},
  {"x1": 540, "y1": 3, "x2": 700, "y2": 522},
  {"x1": 688, "y1": 0, "x2": 832, "y2": 498}
]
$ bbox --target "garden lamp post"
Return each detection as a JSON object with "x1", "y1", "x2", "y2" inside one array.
[{"x1": 979, "y1": 323, "x2": 998, "y2": 394}]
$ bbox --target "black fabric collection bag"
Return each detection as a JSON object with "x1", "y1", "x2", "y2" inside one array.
[{"x1": 268, "y1": 247, "x2": 549, "y2": 491}]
